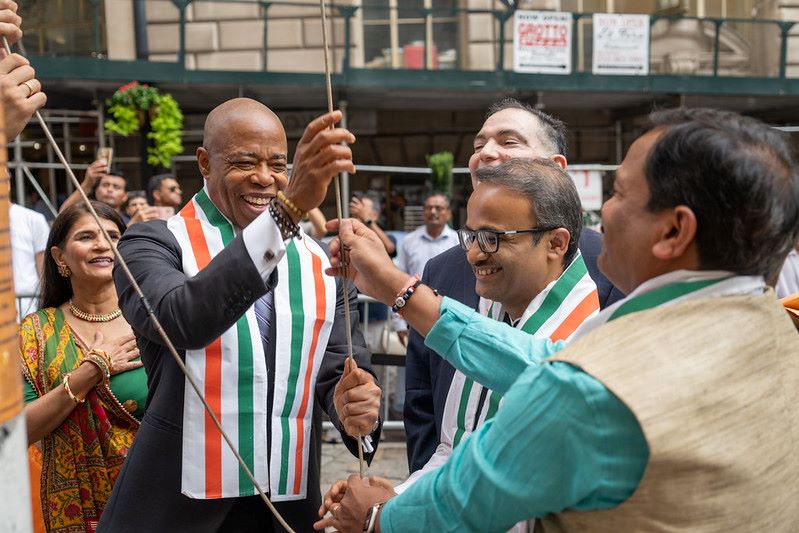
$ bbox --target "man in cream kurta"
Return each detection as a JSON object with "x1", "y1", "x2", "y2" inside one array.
[{"x1": 314, "y1": 107, "x2": 799, "y2": 533}]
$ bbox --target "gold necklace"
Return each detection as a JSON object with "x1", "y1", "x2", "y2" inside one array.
[{"x1": 68, "y1": 300, "x2": 122, "y2": 323}]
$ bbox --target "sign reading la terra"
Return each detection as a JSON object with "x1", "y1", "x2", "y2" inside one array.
[
  {"x1": 513, "y1": 10, "x2": 573, "y2": 75},
  {"x1": 592, "y1": 13, "x2": 650, "y2": 75}
]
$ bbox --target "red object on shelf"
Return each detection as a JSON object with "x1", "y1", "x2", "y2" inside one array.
[{"x1": 403, "y1": 43, "x2": 438, "y2": 69}]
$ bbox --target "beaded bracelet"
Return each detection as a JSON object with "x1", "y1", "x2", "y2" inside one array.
[
  {"x1": 391, "y1": 275, "x2": 422, "y2": 315},
  {"x1": 269, "y1": 200, "x2": 300, "y2": 240},
  {"x1": 276, "y1": 190, "x2": 307, "y2": 220},
  {"x1": 63, "y1": 373, "x2": 85, "y2": 405},
  {"x1": 80, "y1": 354, "x2": 110, "y2": 386}
]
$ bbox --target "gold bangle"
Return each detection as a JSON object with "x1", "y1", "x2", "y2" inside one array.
[
  {"x1": 88, "y1": 348, "x2": 113, "y2": 373},
  {"x1": 80, "y1": 355, "x2": 110, "y2": 386},
  {"x1": 276, "y1": 190, "x2": 307, "y2": 220},
  {"x1": 63, "y1": 373, "x2": 85, "y2": 404}
]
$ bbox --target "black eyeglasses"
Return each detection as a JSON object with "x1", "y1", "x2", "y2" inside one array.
[{"x1": 457, "y1": 226, "x2": 559, "y2": 254}]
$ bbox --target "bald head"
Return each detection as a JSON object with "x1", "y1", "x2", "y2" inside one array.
[
  {"x1": 197, "y1": 97, "x2": 289, "y2": 228},
  {"x1": 203, "y1": 98, "x2": 284, "y2": 154}
]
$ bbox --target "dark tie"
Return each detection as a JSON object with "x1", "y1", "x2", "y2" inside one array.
[
  {"x1": 254, "y1": 292, "x2": 274, "y2": 347},
  {"x1": 472, "y1": 311, "x2": 514, "y2": 428}
]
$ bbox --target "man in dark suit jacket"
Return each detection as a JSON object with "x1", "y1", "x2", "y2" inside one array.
[
  {"x1": 100, "y1": 100, "x2": 382, "y2": 533},
  {"x1": 404, "y1": 98, "x2": 624, "y2": 473}
]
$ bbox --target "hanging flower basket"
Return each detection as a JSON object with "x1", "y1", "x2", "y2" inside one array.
[{"x1": 104, "y1": 81, "x2": 184, "y2": 169}]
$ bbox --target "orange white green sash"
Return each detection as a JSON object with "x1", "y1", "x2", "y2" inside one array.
[
  {"x1": 573, "y1": 270, "x2": 767, "y2": 340},
  {"x1": 397, "y1": 253, "x2": 598, "y2": 495},
  {"x1": 167, "y1": 188, "x2": 336, "y2": 501}
]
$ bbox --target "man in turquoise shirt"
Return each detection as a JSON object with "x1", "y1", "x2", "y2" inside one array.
[{"x1": 314, "y1": 108, "x2": 799, "y2": 532}]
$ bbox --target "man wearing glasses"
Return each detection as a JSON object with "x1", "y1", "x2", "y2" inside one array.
[
  {"x1": 394, "y1": 159, "x2": 598, "y2": 531},
  {"x1": 147, "y1": 173, "x2": 184, "y2": 213},
  {"x1": 404, "y1": 98, "x2": 621, "y2": 479}
]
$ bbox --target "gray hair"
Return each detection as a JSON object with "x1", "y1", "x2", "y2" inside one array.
[{"x1": 475, "y1": 158, "x2": 582, "y2": 265}]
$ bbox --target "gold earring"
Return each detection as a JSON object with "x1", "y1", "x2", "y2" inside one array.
[{"x1": 58, "y1": 264, "x2": 71, "y2": 278}]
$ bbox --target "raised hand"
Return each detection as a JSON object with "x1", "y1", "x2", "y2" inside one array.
[
  {"x1": 0, "y1": 2, "x2": 46, "y2": 139},
  {"x1": 348, "y1": 196, "x2": 367, "y2": 222},
  {"x1": 333, "y1": 358, "x2": 381, "y2": 437},
  {"x1": 0, "y1": 53, "x2": 46, "y2": 139},
  {"x1": 0, "y1": 0, "x2": 22, "y2": 49},
  {"x1": 82, "y1": 158, "x2": 109, "y2": 190},
  {"x1": 325, "y1": 218, "x2": 408, "y2": 304},
  {"x1": 283, "y1": 110, "x2": 355, "y2": 216},
  {"x1": 128, "y1": 206, "x2": 159, "y2": 225}
]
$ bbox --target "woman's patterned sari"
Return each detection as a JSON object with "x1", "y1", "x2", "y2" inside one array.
[{"x1": 19, "y1": 308, "x2": 140, "y2": 533}]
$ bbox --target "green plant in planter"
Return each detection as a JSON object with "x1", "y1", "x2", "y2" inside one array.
[
  {"x1": 104, "y1": 81, "x2": 184, "y2": 169},
  {"x1": 147, "y1": 93, "x2": 184, "y2": 169},
  {"x1": 427, "y1": 151, "x2": 454, "y2": 197}
]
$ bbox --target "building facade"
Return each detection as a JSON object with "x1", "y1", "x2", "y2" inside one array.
[{"x1": 13, "y1": 0, "x2": 799, "y2": 228}]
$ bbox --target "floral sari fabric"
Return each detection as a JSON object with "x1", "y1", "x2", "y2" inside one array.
[{"x1": 19, "y1": 308, "x2": 140, "y2": 533}]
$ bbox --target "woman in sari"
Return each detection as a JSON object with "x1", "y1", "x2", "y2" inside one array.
[{"x1": 19, "y1": 201, "x2": 147, "y2": 532}]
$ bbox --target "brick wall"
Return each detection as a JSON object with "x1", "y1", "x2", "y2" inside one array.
[{"x1": 144, "y1": 0, "x2": 362, "y2": 72}]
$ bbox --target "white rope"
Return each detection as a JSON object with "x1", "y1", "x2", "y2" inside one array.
[{"x1": 319, "y1": 0, "x2": 366, "y2": 478}]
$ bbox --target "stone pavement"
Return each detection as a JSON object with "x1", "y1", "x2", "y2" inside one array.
[
  {"x1": 319, "y1": 438, "x2": 409, "y2": 493},
  {"x1": 318, "y1": 434, "x2": 408, "y2": 532}
]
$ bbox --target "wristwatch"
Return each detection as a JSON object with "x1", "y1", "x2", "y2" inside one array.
[{"x1": 363, "y1": 502, "x2": 385, "y2": 532}]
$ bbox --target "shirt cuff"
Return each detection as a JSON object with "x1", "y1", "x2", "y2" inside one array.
[
  {"x1": 242, "y1": 209, "x2": 288, "y2": 282},
  {"x1": 391, "y1": 313, "x2": 407, "y2": 332},
  {"x1": 424, "y1": 297, "x2": 474, "y2": 356}
]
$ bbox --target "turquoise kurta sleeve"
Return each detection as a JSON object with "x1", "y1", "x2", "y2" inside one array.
[
  {"x1": 381, "y1": 297, "x2": 649, "y2": 532},
  {"x1": 380, "y1": 361, "x2": 649, "y2": 532},
  {"x1": 424, "y1": 297, "x2": 565, "y2": 394}
]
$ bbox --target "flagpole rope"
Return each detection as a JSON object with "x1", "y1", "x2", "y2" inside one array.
[
  {"x1": 319, "y1": 0, "x2": 366, "y2": 478},
  {"x1": 1, "y1": 36, "x2": 297, "y2": 533}
]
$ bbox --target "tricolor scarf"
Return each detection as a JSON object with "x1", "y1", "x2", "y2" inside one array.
[
  {"x1": 167, "y1": 188, "x2": 336, "y2": 501},
  {"x1": 572, "y1": 270, "x2": 767, "y2": 340},
  {"x1": 441, "y1": 253, "x2": 599, "y2": 451}
]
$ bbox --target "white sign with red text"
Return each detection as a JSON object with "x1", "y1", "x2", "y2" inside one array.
[
  {"x1": 592, "y1": 13, "x2": 650, "y2": 75},
  {"x1": 568, "y1": 170, "x2": 603, "y2": 210},
  {"x1": 513, "y1": 10, "x2": 573, "y2": 75}
]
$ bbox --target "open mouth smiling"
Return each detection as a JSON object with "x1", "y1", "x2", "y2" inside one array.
[
  {"x1": 242, "y1": 194, "x2": 273, "y2": 207},
  {"x1": 474, "y1": 266, "x2": 501, "y2": 277}
]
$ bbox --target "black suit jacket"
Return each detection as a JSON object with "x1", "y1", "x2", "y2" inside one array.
[
  {"x1": 404, "y1": 228, "x2": 623, "y2": 473},
  {"x1": 99, "y1": 220, "x2": 379, "y2": 533}
]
